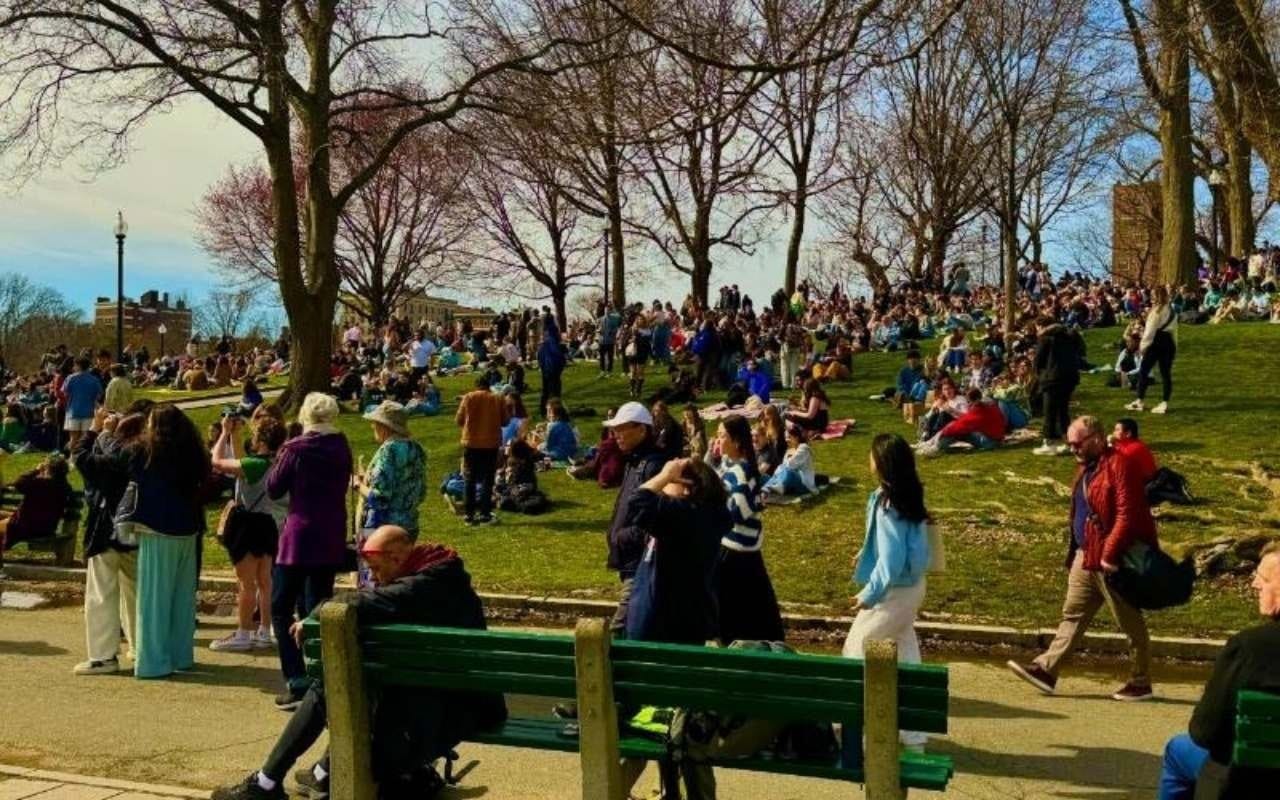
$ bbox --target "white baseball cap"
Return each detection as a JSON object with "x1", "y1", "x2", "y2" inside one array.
[{"x1": 602, "y1": 401, "x2": 653, "y2": 428}]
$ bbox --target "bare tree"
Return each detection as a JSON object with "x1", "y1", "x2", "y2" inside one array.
[
  {"x1": 0, "y1": 273, "x2": 83, "y2": 369},
  {"x1": 0, "y1": 2, "x2": 611, "y2": 410},
  {"x1": 195, "y1": 289, "x2": 258, "y2": 342},
  {"x1": 1119, "y1": 0, "x2": 1199, "y2": 285}
]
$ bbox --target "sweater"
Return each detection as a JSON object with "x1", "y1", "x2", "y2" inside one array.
[
  {"x1": 455, "y1": 390, "x2": 508, "y2": 450},
  {"x1": 939, "y1": 401, "x2": 1007, "y2": 442},
  {"x1": 718, "y1": 459, "x2": 764, "y2": 553},
  {"x1": 853, "y1": 490, "x2": 930, "y2": 607},
  {"x1": 1189, "y1": 619, "x2": 1280, "y2": 766},
  {"x1": 266, "y1": 431, "x2": 353, "y2": 568}
]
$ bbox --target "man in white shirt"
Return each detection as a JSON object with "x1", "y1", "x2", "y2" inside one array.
[
  {"x1": 406, "y1": 331, "x2": 437, "y2": 385},
  {"x1": 498, "y1": 337, "x2": 521, "y2": 366}
]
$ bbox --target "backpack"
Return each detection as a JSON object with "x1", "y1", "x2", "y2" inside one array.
[
  {"x1": 1146, "y1": 467, "x2": 1195, "y2": 506},
  {"x1": 496, "y1": 483, "x2": 549, "y2": 515}
]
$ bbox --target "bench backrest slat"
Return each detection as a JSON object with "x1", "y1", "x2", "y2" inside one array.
[{"x1": 1235, "y1": 690, "x2": 1280, "y2": 770}]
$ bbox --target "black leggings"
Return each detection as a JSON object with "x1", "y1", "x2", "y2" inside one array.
[
  {"x1": 599, "y1": 343, "x2": 614, "y2": 374},
  {"x1": 1042, "y1": 384, "x2": 1072, "y2": 441},
  {"x1": 1136, "y1": 336, "x2": 1175, "y2": 402}
]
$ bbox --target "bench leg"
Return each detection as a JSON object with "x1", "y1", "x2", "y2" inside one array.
[
  {"x1": 574, "y1": 617, "x2": 624, "y2": 800},
  {"x1": 320, "y1": 601, "x2": 377, "y2": 800},
  {"x1": 54, "y1": 537, "x2": 76, "y2": 566},
  {"x1": 864, "y1": 639, "x2": 905, "y2": 800}
]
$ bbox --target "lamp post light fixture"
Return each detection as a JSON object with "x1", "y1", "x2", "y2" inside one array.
[
  {"x1": 157, "y1": 322, "x2": 167, "y2": 358},
  {"x1": 113, "y1": 211, "x2": 128, "y2": 362},
  {"x1": 1208, "y1": 168, "x2": 1227, "y2": 270}
]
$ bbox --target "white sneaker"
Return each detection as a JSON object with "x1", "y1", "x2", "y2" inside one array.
[
  {"x1": 210, "y1": 631, "x2": 255, "y2": 652},
  {"x1": 252, "y1": 628, "x2": 276, "y2": 650},
  {"x1": 1151, "y1": 402, "x2": 1168, "y2": 415},
  {"x1": 1125, "y1": 399, "x2": 1144, "y2": 411},
  {"x1": 1054, "y1": 444, "x2": 1071, "y2": 456},
  {"x1": 868, "y1": 393, "x2": 885, "y2": 401},
  {"x1": 73, "y1": 658, "x2": 120, "y2": 676},
  {"x1": 1032, "y1": 441, "x2": 1057, "y2": 456}
]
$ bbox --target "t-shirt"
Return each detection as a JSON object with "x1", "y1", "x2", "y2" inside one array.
[
  {"x1": 236, "y1": 454, "x2": 288, "y2": 528},
  {"x1": 1072, "y1": 464, "x2": 1097, "y2": 549},
  {"x1": 409, "y1": 338, "x2": 437, "y2": 369},
  {"x1": 63, "y1": 372, "x2": 103, "y2": 419}
]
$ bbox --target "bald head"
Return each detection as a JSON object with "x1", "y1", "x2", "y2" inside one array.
[
  {"x1": 361, "y1": 525, "x2": 415, "y2": 586},
  {"x1": 1066, "y1": 416, "x2": 1106, "y2": 464},
  {"x1": 1256, "y1": 543, "x2": 1280, "y2": 619}
]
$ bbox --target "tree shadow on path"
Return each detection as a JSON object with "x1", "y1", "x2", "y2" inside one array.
[
  {"x1": 948, "y1": 695, "x2": 1067, "y2": 720},
  {"x1": 933, "y1": 742, "x2": 1161, "y2": 794},
  {"x1": 0, "y1": 639, "x2": 68, "y2": 656}
]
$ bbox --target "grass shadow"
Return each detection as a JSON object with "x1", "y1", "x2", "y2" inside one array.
[
  {"x1": 0, "y1": 639, "x2": 69, "y2": 656},
  {"x1": 948, "y1": 695, "x2": 1067, "y2": 720},
  {"x1": 169, "y1": 659, "x2": 283, "y2": 695},
  {"x1": 934, "y1": 742, "x2": 1161, "y2": 790}
]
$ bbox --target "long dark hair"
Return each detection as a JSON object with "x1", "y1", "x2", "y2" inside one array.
[
  {"x1": 683, "y1": 459, "x2": 728, "y2": 509},
  {"x1": 721, "y1": 415, "x2": 759, "y2": 481},
  {"x1": 870, "y1": 433, "x2": 928, "y2": 523},
  {"x1": 144, "y1": 404, "x2": 210, "y2": 499},
  {"x1": 803, "y1": 378, "x2": 830, "y2": 406}
]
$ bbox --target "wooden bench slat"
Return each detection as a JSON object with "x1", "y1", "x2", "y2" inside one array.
[
  {"x1": 361, "y1": 644, "x2": 576, "y2": 678},
  {"x1": 1238, "y1": 690, "x2": 1280, "y2": 718},
  {"x1": 611, "y1": 639, "x2": 948, "y2": 688},
  {"x1": 364, "y1": 663, "x2": 577, "y2": 698},
  {"x1": 1232, "y1": 742, "x2": 1280, "y2": 770},
  {"x1": 364, "y1": 624, "x2": 575, "y2": 655},
  {"x1": 1238, "y1": 718, "x2": 1280, "y2": 742}
]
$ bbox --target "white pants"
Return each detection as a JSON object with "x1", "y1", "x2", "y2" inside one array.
[
  {"x1": 842, "y1": 579, "x2": 927, "y2": 747},
  {"x1": 780, "y1": 346, "x2": 801, "y2": 389},
  {"x1": 85, "y1": 549, "x2": 138, "y2": 662}
]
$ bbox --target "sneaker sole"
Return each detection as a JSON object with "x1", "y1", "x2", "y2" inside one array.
[
  {"x1": 276, "y1": 700, "x2": 303, "y2": 712},
  {"x1": 210, "y1": 642, "x2": 255, "y2": 652},
  {"x1": 73, "y1": 667, "x2": 120, "y2": 676},
  {"x1": 1112, "y1": 691, "x2": 1154, "y2": 702},
  {"x1": 1006, "y1": 661, "x2": 1056, "y2": 695}
]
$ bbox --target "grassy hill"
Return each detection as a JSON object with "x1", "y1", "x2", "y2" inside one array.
[{"x1": 7, "y1": 323, "x2": 1278, "y2": 636}]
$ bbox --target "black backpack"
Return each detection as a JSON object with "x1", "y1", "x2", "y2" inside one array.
[{"x1": 1147, "y1": 467, "x2": 1195, "y2": 506}]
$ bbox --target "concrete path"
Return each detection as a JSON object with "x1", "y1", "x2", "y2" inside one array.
[
  {"x1": 0, "y1": 765, "x2": 205, "y2": 799},
  {"x1": 0, "y1": 601, "x2": 1208, "y2": 799},
  {"x1": 172, "y1": 390, "x2": 284, "y2": 411}
]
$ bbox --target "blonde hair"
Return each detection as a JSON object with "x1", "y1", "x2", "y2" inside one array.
[{"x1": 298, "y1": 392, "x2": 339, "y2": 429}]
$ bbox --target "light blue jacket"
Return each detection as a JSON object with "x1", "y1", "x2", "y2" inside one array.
[{"x1": 853, "y1": 489, "x2": 930, "y2": 607}]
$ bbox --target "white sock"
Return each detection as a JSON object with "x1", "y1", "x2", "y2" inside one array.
[
  {"x1": 236, "y1": 629, "x2": 252, "y2": 638},
  {"x1": 256, "y1": 772, "x2": 277, "y2": 791},
  {"x1": 313, "y1": 764, "x2": 328, "y2": 781}
]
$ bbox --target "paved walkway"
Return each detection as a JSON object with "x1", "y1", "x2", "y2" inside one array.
[
  {"x1": 173, "y1": 389, "x2": 284, "y2": 411},
  {"x1": 0, "y1": 766, "x2": 204, "y2": 800},
  {"x1": 1, "y1": 601, "x2": 1208, "y2": 799}
]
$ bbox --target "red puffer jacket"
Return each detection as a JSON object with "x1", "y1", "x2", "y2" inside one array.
[
  {"x1": 939, "y1": 401, "x2": 1006, "y2": 442},
  {"x1": 1068, "y1": 447, "x2": 1158, "y2": 571}
]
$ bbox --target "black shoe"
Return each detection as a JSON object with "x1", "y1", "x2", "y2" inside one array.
[
  {"x1": 476, "y1": 513, "x2": 498, "y2": 526},
  {"x1": 463, "y1": 514, "x2": 477, "y2": 527},
  {"x1": 212, "y1": 773, "x2": 285, "y2": 800},
  {"x1": 1007, "y1": 661, "x2": 1057, "y2": 695},
  {"x1": 275, "y1": 687, "x2": 306, "y2": 711},
  {"x1": 293, "y1": 766, "x2": 329, "y2": 799}
]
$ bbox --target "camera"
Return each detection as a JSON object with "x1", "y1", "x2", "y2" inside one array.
[{"x1": 220, "y1": 405, "x2": 247, "y2": 420}]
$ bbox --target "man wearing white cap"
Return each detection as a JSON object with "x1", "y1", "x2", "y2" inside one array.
[{"x1": 601, "y1": 401, "x2": 668, "y2": 634}]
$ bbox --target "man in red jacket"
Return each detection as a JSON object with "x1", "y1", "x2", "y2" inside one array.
[
  {"x1": 1111, "y1": 417, "x2": 1158, "y2": 485},
  {"x1": 917, "y1": 388, "x2": 1005, "y2": 457},
  {"x1": 1008, "y1": 415, "x2": 1159, "y2": 701}
]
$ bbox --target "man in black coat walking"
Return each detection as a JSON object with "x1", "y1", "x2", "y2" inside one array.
[{"x1": 1032, "y1": 317, "x2": 1083, "y2": 456}]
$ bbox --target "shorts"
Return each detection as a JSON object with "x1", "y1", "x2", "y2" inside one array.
[
  {"x1": 64, "y1": 417, "x2": 93, "y2": 432},
  {"x1": 221, "y1": 511, "x2": 279, "y2": 564}
]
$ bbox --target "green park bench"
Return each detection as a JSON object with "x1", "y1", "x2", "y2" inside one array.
[
  {"x1": 304, "y1": 603, "x2": 953, "y2": 800},
  {"x1": 0, "y1": 487, "x2": 83, "y2": 566},
  {"x1": 1233, "y1": 690, "x2": 1280, "y2": 769}
]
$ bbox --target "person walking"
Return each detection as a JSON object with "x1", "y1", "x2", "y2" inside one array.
[
  {"x1": 844, "y1": 433, "x2": 932, "y2": 748},
  {"x1": 713, "y1": 415, "x2": 785, "y2": 645},
  {"x1": 1009, "y1": 415, "x2": 1159, "y2": 701},
  {"x1": 1128, "y1": 285, "x2": 1178, "y2": 415},
  {"x1": 209, "y1": 415, "x2": 289, "y2": 652},
  {"x1": 265, "y1": 393, "x2": 353, "y2": 709},
  {"x1": 355, "y1": 401, "x2": 426, "y2": 586},
  {"x1": 598, "y1": 303, "x2": 620, "y2": 378},
  {"x1": 455, "y1": 376, "x2": 509, "y2": 526},
  {"x1": 536, "y1": 321, "x2": 566, "y2": 418},
  {"x1": 62, "y1": 355, "x2": 103, "y2": 450},
  {"x1": 1032, "y1": 316, "x2": 1082, "y2": 456},
  {"x1": 116, "y1": 404, "x2": 211, "y2": 679}
]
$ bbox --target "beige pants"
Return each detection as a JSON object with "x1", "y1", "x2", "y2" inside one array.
[
  {"x1": 1034, "y1": 551, "x2": 1151, "y2": 684},
  {"x1": 85, "y1": 549, "x2": 138, "y2": 662}
]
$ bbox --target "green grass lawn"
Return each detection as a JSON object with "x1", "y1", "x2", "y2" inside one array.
[
  {"x1": 135, "y1": 376, "x2": 282, "y2": 403},
  {"x1": 7, "y1": 323, "x2": 1278, "y2": 636}
]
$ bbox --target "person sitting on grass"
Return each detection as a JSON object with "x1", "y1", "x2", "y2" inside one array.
[
  {"x1": 785, "y1": 378, "x2": 831, "y2": 437},
  {"x1": 0, "y1": 453, "x2": 72, "y2": 574},
  {"x1": 1157, "y1": 541, "x2": 1280, "y2": 800},
  {"x1": 538, "y1": 398, "x2": 578, "y2": 462},
  {"x1": 239, "y1": 377, "x2": 264, "y2": 414},
  {"x1": 500, "y1": 394, "x2": 529, "y2": 448},
  {"x1": 917, "y1": 388, "x2": 1006, "y2": 457},
  {"x1": 683, "y1": 405, "x2": 709, "y2": 460},
  {"x1": 1109, "y1": 335, "x2": 1141, "y2": 390},
  {"x1": 651, "y1": 400, "x2": 685, "y2": 461},
  {"x1": 0, "y1": 403, "x2": 27, "y2": 453},
  {"x1": 404, "y1": 377, "x2": 442, "y2": 417},
  {"x1": 211, "y1": 525, "x2": 508, "y2": 800},
  {"x1": 1110, "y1": 417, "x2": 1158, "y2": 485},
  {"x1": 567, "y1": 408, "x2": 627, "y2": 488},
  {"x1": 753, "y1": 405, "x2": 787, "y2": 478},
  {"x1": 762, "y1": 423, "x2": 818, "y2": 496},
  {"x1": 917, "y1": 377, "x2": 968, "y2": 441}
]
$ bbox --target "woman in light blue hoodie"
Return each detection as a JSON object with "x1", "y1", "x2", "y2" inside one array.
[{"x1": 845, "y1": 433, "x2": 931, "y2": 746}]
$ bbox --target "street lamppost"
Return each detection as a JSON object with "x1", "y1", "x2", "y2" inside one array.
[
  {"x1": 1208, "y1": 168, "x2": 1226, "y2": 271},
  {"x1": 157, "y1": 322, "x2": 167, "y2": 358},
  {"x1": 113, "y1": 211, "x2": 128, "y2": 362}
]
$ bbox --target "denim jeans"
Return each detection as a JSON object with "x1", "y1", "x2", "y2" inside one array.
[
  {"x1": 1159, "y1": 733, "x2": 1209, "y2": 800},
  {"x1": 937, "y1": 432, "x2": 996, "y2": 452},
  {"x1": 271, "y1": 564, "x2": 337, "y2": 690}
]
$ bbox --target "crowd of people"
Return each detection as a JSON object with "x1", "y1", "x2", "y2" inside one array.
[{"x1": 1, "y1": 251, "x2": 1278, "y2": 799}]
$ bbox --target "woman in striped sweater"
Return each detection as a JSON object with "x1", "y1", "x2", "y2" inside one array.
[{"x1": 713, "y1": 416, "x2": 785, "y2": 646}]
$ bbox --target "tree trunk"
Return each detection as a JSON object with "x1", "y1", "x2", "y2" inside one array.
[
  {"x1": 1224, "y1": 134, "x2": 1255, "y2": 257},
  {"x1": 783, "y1": 187, "x2": 808, "y2": 296},
  {"x1": 1156, "y1": 0, "x2": 1198, "y2": 287},
  {"x1": 925, "y1": 230, "x2": 950, "y2": 289},
  {"x1": 606, "y1": 156, "x2": 626, "y2": 310},
  {"x1": 691, "y1": 254, "x2": 712, "y2": 308}
]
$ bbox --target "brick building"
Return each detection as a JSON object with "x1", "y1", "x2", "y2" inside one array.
[
  {"x1": 1111, "y1": 183, "x2": 1162, "y2": 287},
  {"x1": 338, "y1": 289, "x2": 495, "y2": 332},
  {"x1": 94, "y1": 290, "x2": 193, "y2": 355}
]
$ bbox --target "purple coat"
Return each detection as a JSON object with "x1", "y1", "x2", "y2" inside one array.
[{"x1": 266, "y1": 431, "x2": 353, "y2": 568}]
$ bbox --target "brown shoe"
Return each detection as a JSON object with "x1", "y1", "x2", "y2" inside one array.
[
  {"x1": 1112, "y1": 682, "x2": 1153, "y2": 702},
  {"x1": 1007, "y1": 661, "x2": 1057, "y2": 695}
]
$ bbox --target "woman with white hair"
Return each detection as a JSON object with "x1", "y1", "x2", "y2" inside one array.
[{"x1": 264, "y1": 392, "x2": 353, "y2": 710}]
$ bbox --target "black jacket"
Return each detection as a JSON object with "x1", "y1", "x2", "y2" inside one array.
[
  {"x1": 606, "y1": 440, "x2": 667, "y2": 575},
  {"x1": 343, "y1": 553, "x2": 508, "y2": 768},
  {"x1": 1033, "y1": 324, "x2": 1082, "y2": 389},
  {"x1": 1190, "y1": 618, "x2": 1280, "y2": 781},
  {"x1": 71, "y1": 430, "x2": 135, "y2": 559}
]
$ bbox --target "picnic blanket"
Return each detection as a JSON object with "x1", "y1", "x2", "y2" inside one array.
[
  {"x1": 698, "y1": 400, "x2": 789, "y2": 421},
  {"x1": 817, "y1": 419, "x2": 856, "y2": 440},
  {"x1": 762, "y1": 476, "x2": 843, "y2": 506}
]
